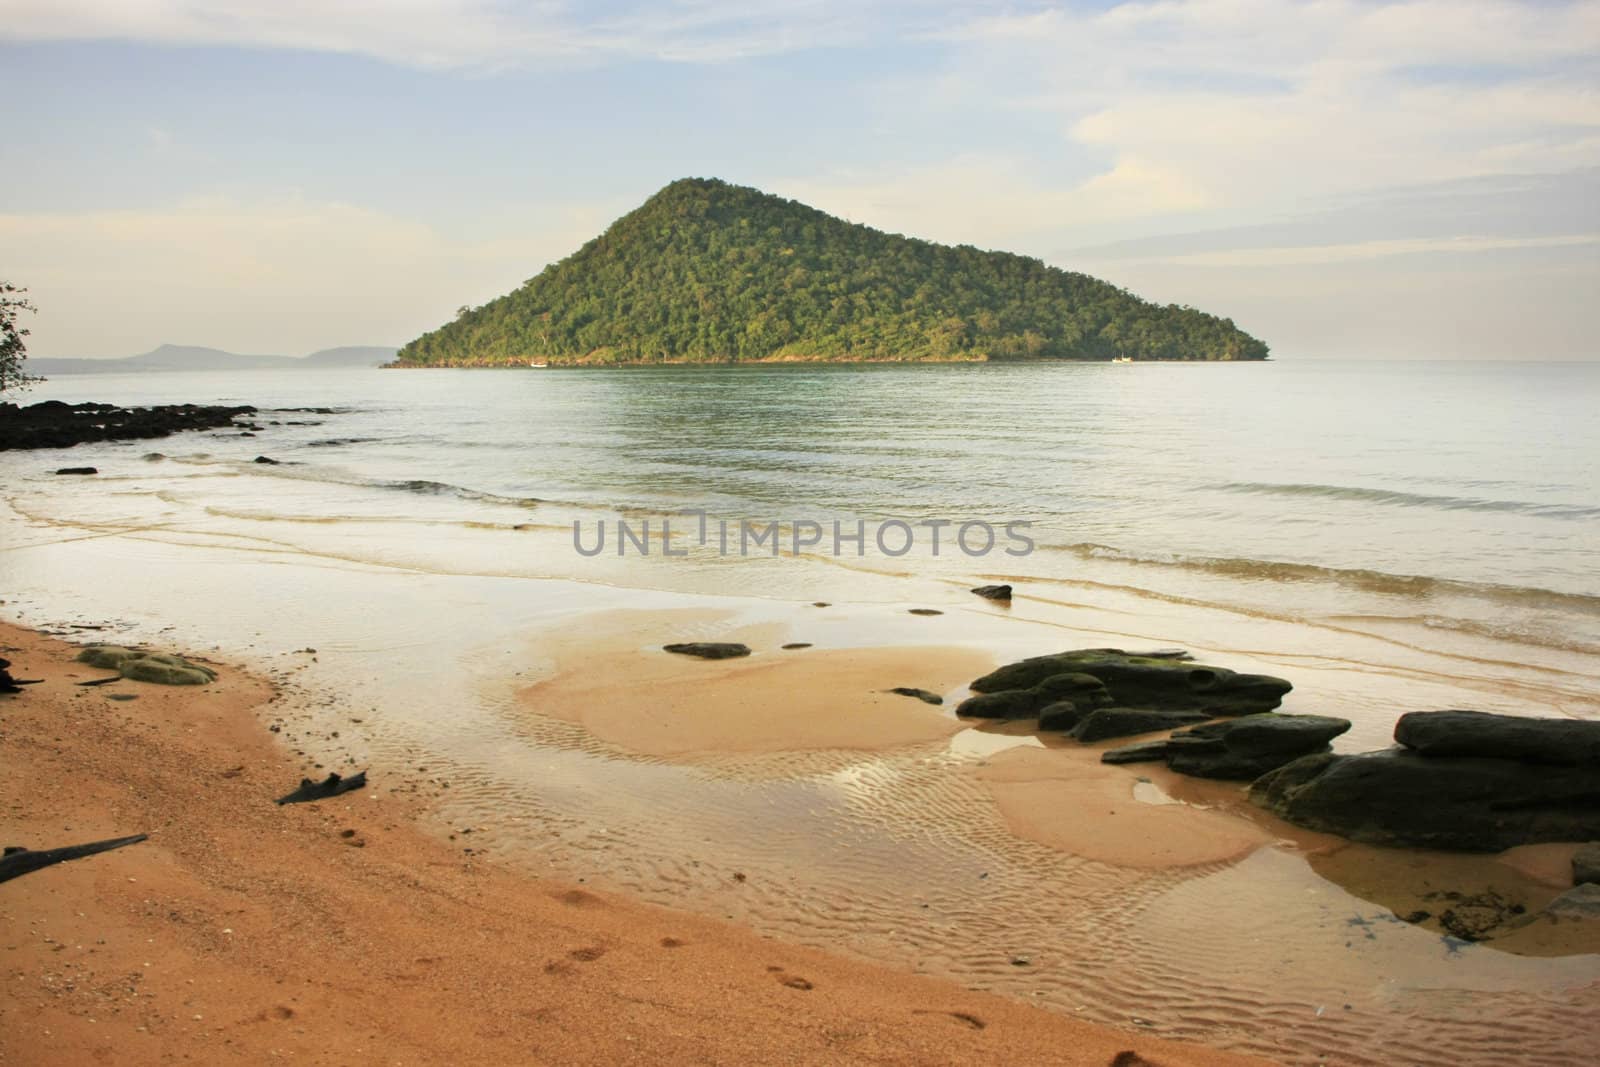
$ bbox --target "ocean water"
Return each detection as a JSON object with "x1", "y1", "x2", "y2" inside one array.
[{"x1": 4, "y1": 360, "x2": 1599, "y2": 1064}]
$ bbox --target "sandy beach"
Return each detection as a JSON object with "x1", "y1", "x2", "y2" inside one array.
[{"x1": 0, "y1": 621, "x2": 1273, "y2": 1066}]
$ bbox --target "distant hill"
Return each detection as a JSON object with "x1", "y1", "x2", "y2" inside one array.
[
  {"x1": 397, "y1": 177, "x2": 1268, "y2": 366},
  {"x1": 30, "y1": 343, "x2": 398, "y2": 375}
]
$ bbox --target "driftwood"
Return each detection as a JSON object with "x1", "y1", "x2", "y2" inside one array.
[
  {"x1": 75, "y1": 676, "x2": 124, "y2": 687},
  {"x1": 0, "y1": 834, "x2": 149, "y2": 883},
  {"x1": 276, "y1": 770, "x2": 367, "y2": 805}
]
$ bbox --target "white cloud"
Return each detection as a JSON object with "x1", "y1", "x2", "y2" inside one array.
[
  {"x1": 1, "y1": 196, "x2": 608, "y2": 355},
  {"x1": 1121, "y1": 232, "x2": 1600, "y2": 266},
  {"x1": 0, "y1": 0, "x2": 976, "y2": 67}
]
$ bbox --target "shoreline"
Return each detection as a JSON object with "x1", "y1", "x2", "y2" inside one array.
[
  {"x1": 380, "y1": 356, "x2": 1270, "y2": 369},
  {"x1": 0, "y1": 620, "x2": 1269, "y2": 1066}
]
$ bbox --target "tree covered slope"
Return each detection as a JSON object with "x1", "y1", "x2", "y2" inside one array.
[{"x1": 397, "y1": 178, "x2": 1268, "y2": 365}]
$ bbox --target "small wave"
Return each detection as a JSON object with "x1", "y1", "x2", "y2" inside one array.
[
  {"x1": 384, "y1": 479, "x2": 543, "y2": 508},
  {"x1": 1046, "y1": 542, "x2": 1600, "y2": 613},
  {"x1": 1214, "y1": 481, "x2": 1600, "y2": 520}
]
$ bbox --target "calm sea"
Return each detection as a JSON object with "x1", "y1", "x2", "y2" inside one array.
[{"x1": 10, "y1": 360, "x2": 1599, "y2": 648}]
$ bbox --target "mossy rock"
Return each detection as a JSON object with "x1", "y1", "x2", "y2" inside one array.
[
  {"x1": 77, "y1": 645, "x2": 216, "y2": 685},
  {"x1": 75, "y1": 645, "x2": 142, "y2": 669},
  {"x1": 118, "y1": 653, "x2": 216, "y2": 686}
]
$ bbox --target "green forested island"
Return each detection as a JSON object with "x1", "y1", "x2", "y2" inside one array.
[{"x1": 396, "y1": 178, "x2": 1268, "y2": 365}]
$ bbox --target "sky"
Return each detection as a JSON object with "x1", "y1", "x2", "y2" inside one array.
[{"x1": 3, "y1": 0, "x2": 1597, "y2": 360}]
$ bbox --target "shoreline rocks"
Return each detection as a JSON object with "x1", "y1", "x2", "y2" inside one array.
[
  {"x1": 1251, "y1": 709, "x2": 1600, "y2": 850},
  {"x1": 1, "y1": 400, "x2": 258, "y2": 451}
]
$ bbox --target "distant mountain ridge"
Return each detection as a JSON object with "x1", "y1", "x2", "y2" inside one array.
[
  {"x1": 398, "y1": 177, "x2": 1268, "y2": 365},
  {"x1": 30, "y1": 343, "x2": 397, "y2": 375}
]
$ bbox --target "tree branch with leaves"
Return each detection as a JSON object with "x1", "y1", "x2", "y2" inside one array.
[{"x1": 1, "y1": 282, "x2": 39, "y2": 395}]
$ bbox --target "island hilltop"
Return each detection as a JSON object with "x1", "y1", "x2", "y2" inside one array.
[{"x1": 395, "y1": 178, "x2": 1269, "y2": 366}]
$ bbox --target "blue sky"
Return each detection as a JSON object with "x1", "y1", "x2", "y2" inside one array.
[{"x1": 3, "y1": 0, "x2": 1597, "y2": 359}]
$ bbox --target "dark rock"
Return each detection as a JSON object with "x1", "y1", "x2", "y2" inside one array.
[
  {"x1": 956, "y1": 672, "x2": 1112, "y2": 721},
  {"x1": 662, "y1": 642, "x2": 751, "y2": 660},
  {"x1": 908, "y1": 608, "x2": 943, "y2": 616},
  {"x1": 1395, "y1": 709, "x2": 1600, "y2": 766},
  {"x1": 0, "y1": 834, "x2": 148, "y2": 883},
  {"x1": 276, "y1": 770, "x2": 368, "y2": 806},
  {"x1": 971, "y1": 584, "x2": 1012, "y2": 601},
  {"x1": 1545, "y1": 883, "x2": 1600, "y2": 921},
  {"x1": 253, "y1": 455, "x2": 281, "y2": 465},
  {"x1": 781, "y1": 642, "x2": 812, "y2": 650},
  {"x1": 1100, "y1": 739, "x2": 1173, "y2": 764},
  {"x1": 1573, "y1": 843, "x2": 1600, "y2": 885},
  {"x1": 1250, "y1": 749, "x2": 1600, "y2": 851},
  {"x1": 1038, "y1": 701, "x2": 1088, "y2": 732},
  {"x1": 53, "y1": 466, "x2": 98, "y2": 475},
  {"x1": 970, "y1": 649, "x2": 1289, "y2": 716},
  {"x1": 1157, "y1": 713, "x2": 1352, "y2": 780},
  {"x1": 1071, "y1": 707, "x2": 1212, "y2": 742},
  {"x1": 956, "y1": 690, "x2": 1043, "y2": 719},
  {"x1": 0, "y1": 400, "x2": 256, "y2": 451},
  {"x1": 886, "y1": 687, "x2": 942, "y2": 705},
  {"x1": 1179, "y1": 713, "x2": 1351, "y2": 756}
]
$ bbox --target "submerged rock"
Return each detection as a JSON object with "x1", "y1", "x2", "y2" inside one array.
[
  {"x1": 1250, "y1": 748, "x2": 1600, "y2": 852},
  {"x1": 970, "y1": 584, "x2": 1012, "y2": 601},
  {"x1": 53, "y1": 466, "x2": 98, "y2": 475},
  {"x1": 662, "y1": 642, "x2": 751, "y2": 660},
  {"x1": 1394, "y1": 709, "x2": 1600, "y2": 766}
]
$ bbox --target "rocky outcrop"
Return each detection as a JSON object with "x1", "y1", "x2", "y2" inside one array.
[
  {"x1": 1101, "y1": 713, "x2": 1352, "y2": 779},
  {"x1": 968, "y1": 649, "x2": 1290, "y2": 717},
  {"x1": 1250, "y1": 714, "x2": 1600, "y2": 851},
  {"x1": 0, "y1": 400, "x2": 257, "y2": 450}
]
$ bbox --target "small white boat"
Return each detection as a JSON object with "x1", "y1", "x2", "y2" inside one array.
[
  {"x1": 528, "y1": 361, "x2": 549, "y2": 368},
  {"x1": 1111, "y1": 355, "x2": 1133, "y2": 364}
]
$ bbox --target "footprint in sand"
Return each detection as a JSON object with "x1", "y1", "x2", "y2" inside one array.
[
  {"x1": 567, "y1": 945, "x2": 607, "y2": 963},
  {"x1": 772, "y1": 970, "x2": 814, "y2": 990},
  {"x1": 660, "y1": 937, "x2": 686, "y2": 948},
  {"x1": 913, "y1": 1009, "x2": 986, "y2": 1030},
  {"x1": 557, "y1": 888, "x2": 602, "y2": 907}
]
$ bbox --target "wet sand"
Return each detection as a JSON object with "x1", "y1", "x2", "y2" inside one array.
[
  {"x1": 515, "y1": 609, "x2": 997, "y2": 757},
  {"x1": 0, "y1": 622, "x2": 1266, "y2": 1066}
]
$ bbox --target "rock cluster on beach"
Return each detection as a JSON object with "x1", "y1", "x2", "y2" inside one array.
[
  {"x1": 0, "y1": 400, "x2": 259, "y2": 450},
  {"x1": 957, "y1": 649, "x2": 1295, "y2": 737},
  {"x1": 75, "y1": 645, "x2": 218, "y2": 686},
  {"x1": 956, "y1": 650, "x2": 1600, "y2": 858},
  {"x1": 1250, "y1": 709, "x2": 1600, "y2": 851}
]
